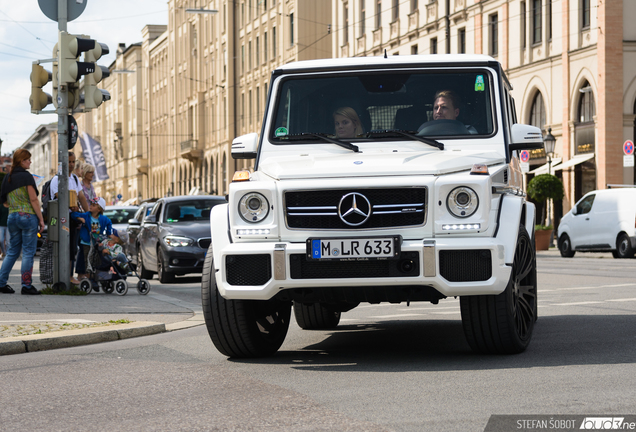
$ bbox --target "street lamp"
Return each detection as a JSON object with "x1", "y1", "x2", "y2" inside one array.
[
  {"x1": 543, "y1": 127, "x2": 556, "y2": 228},
  {"x1": 543, "y1": 127, "x2": 556, "y2": 175}
]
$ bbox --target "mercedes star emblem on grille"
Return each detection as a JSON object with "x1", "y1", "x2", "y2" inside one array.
[{"x1": 338, "y1": 192, "x2": 372, "y2": 226}]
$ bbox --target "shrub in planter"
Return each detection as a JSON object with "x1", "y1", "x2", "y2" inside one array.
[{"x1": 527, "y1": 174, "x2": 564, "y2": 228}]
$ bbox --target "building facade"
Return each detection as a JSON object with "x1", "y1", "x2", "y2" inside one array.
[
  {"x1": 76, "y1": 0, "x2": 331, "y2": 204},
  {"x1": 332, "y1": 0, "x2": 636, "y2": 211},
  {"x1": 71, "y1": 0, "x2": 636, "y2": 214}
]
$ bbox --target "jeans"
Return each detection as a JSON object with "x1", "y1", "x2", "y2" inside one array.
[
  {"x1": 0, "y1": 226, "x2": 8, "y2": 255},
  {"x1": 0, "y1": 212, "x2": 39, "y2": 288}
]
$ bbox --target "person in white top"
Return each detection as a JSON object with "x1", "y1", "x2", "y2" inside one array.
[{"x1": 49, "y1": 152, "x2": 89, "y2": 285}]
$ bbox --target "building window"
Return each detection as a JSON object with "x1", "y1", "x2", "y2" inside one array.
[
  {"x1": 529, "y1": 92, "x2": 546, "y2": 130},
  {"x1": 489, "y1": 13, "x2": 498, "y2": 56},
  {"x1": 582, "y1": 0, "x2": 590, "y2": 29},
  {"x1": 532, "y1": 0, "x2": 542, "y2": 44},
  {"x1": 411, "y1": 0, "x2": 418, "y2": 13},
  {"x1": 344, "y1": 4, "x2": 349, "y2": 44},
  {"x1": 360, "y1": 0, "x2": 366, "y2": 35},
  {"x1": 548, "y1": 0, "x2": 552, "y2": 41},
  {"x1": 273, "y1": 27, "x2": 277, "y2": 57},
  {"x1": 290, "y1": 13, "x2": 294, "y2": 46},
  {"x1": 376, "y1": 0, "x2": 381, "y2": 30},
  {"x1": 521, "y1": 1, "x2": 526, "y2": 48},
  {"x1": 430, "y1": 37, "x2": 437, "y2": 54},
  {"x1": 458, "y1": 28, "x2": 466, "y2": 53},
  {"x1": 264, "y1": 31, "x2": 268, "y2": 61},
  {"x1": 392, "y1": 0, "x2": 398, "y2": 22},
  {"x1": 578, "y1": 82, "x2": 595, "y2": 123},
  {"x1": 411, "y1": 44, "x2": 418, "y2": 55},
  {"x1": 248, "y1": 40, "x2": 252, "y2": 69},
  {"x1": 241, "y1": 44, "x2": 244, "y2": 74},
  {"x1": 256, "y1": 37, "x2": 260, "y2": 65}
]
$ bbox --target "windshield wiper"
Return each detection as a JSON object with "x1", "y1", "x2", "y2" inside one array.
[
  {"x1": 283, "y1": 132, "x2": 360, "y2": 152},
  {"x1": 364, "y1": 129, "x2": 444, "y2": 150}
]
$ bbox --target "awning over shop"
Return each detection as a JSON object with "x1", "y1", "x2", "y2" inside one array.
[
  {"x1": 528, "y1": 158, "x2": 562, "y2": 175},
  {"x1": 554, "y1": 153, "x2": 595, "y2": 170}
]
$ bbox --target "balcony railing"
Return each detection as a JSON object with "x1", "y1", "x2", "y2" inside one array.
[{"x1": 180, "y1": 139, "x2": 202, "y2": 160}]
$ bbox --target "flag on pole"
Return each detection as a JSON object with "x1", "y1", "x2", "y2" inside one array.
[{"x1": 80, "y1": 132, "x2": 110, "y2": 181}]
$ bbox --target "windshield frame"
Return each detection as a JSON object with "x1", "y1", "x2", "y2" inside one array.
[{"x1": 267, "y1": 67, "x2": 498, "y2": 145}]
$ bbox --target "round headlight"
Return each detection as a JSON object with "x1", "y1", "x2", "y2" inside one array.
[
  {"x1": 447, "y1": 186, "x2": 479, "y2": 218},
  {"x1": 239, "y1": 192, "x2": 270, "y2": 223}
]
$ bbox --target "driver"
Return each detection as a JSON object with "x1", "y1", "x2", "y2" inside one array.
[
  {"x1": 432, "y1": 90, "x2": 460, "y2": 121},
  {"x1": 418, "y1": 90, "x2": 477, "y2": 134}
]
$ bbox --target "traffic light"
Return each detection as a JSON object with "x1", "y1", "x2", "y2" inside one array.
[
  {"x1": 84, "y1": 41, "x2": 111, "y2": 110},
  {"x1": 58, "y1": 31, "x2": 95, "y2": 84},
  {"x1": 29, "y1": 63, "x2": 52, "y2": 112}
]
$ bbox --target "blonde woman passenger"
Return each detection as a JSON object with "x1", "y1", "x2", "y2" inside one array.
[{"x1": 333, "y1": 107, "x2": 364, "y2": 138}]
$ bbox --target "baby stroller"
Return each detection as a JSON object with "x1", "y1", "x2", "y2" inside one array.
[{"x1": 79, "y1": 233, "x2": 151, "y2": 296}]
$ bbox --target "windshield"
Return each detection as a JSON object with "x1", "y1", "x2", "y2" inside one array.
[
  {"x1": 104, "y1": 208, "x2": 138, "y2": 224},
  {"x1": 164, "y1": 200, "x2": 217, "y2": 223},
  {"x1": 270, "y1": 69, "x2": 495, "y2": 141}
]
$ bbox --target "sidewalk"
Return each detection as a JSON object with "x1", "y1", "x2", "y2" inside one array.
[{"x1": 0, "y1": 257, "x2": 205, "y2": 356}]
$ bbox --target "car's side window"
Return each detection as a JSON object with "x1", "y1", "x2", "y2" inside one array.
[
  {"x1": 152, "y1": 203, "x2": 163, "y2": 219},
  {"x1": 576, "y1": 194, "x2": 595, "y2": 215}
]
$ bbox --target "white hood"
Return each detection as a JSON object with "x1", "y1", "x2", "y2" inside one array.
[{"x1": 258, "y1": 149, "x2": 505, "y2": 180}]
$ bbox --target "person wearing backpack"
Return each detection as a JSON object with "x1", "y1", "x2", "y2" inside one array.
[{"x1": 49, "y1": 151, "x2": 89, "y2": 285}]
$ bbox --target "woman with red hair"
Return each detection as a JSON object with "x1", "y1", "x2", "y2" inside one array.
[{"x1": 0, "y1": 149, "x2": 45, "y2": 295}]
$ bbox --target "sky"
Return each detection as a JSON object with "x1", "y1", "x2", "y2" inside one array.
[{"x1": 0, "y1": 0, "x2": 169, "y2": 155}]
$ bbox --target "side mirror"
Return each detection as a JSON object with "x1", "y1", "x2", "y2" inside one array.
[
  {"x1": 232, "y1": 133, "x2": 258, "y2": 159},
  {"x1": 128, "y1": 218, "x2": 140, "y2": 225},
  {"x1": 509, "y1": 124, "x2": 544, "y2": 152},
  {"x1": 571, "y1": 206, "x2": 578, "y2": 215},
  {"x1": 143, "y1": 215, "x2": 157, "y2": 224}
]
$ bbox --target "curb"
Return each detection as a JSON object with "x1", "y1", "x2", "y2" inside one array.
[{"x1": 0, "y1": 321, "x2": 166, "y2": 356}]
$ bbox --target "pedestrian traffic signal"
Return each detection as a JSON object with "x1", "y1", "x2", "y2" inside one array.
[
  {"x1": 29, "y1": 63, "x2": 52, "y2": 112},
  {"x1": 84, "y1": 41, "x2": 111, "y2": 110},
  {"x1": 58, "y1": 31, "x2": 95, "y2": 84}
]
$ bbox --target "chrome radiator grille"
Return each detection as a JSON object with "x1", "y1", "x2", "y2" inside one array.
[{"x1": 284, "y1": 188, "x2": 426, "y2": 229}]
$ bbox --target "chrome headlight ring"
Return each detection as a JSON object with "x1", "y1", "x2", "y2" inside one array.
[
  {"x1": 447, "y1": 186, "x2": 479, "y2": 218},
  {"x1": 238, "y1": 192, "x2": 270, "y2": 223}
]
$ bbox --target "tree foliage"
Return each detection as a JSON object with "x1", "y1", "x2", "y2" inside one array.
[{"x1": 527, "y1": 174, "x2": 564, "y2": 203}]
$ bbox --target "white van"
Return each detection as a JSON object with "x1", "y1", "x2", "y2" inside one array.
[{"x1": 557, "y1": 188, "x2": 636, "y2": 258}]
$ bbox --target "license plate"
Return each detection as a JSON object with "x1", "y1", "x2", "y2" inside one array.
[{"x1": 306, "y1": 236, "x2": 401, "y2": 260}]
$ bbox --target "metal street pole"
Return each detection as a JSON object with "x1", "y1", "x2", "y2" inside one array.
[{"x1": 56, "y1": 0, "x2": 70, "y2": 289}]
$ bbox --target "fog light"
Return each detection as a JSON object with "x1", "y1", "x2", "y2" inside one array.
[
  {"x1": 172, "y1": 258, "x2": 179, "y2": 264},
  {"x1": 237, "y1": 229, "x2": 271, "y2": 235},
  {"x1": 442, "y1": 223, "x2": 481, "y2": 231}
]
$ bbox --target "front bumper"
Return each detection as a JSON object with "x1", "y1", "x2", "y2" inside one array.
[
  {"x1": 213, "y1": 237, "x2": 511, "y2": 301},
  {"x1": 163, "y1": 246, "x2": 207, "y2": 275}
]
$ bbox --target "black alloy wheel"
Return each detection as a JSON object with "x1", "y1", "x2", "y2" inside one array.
[
  {"x1": 460, "y1": 224, "x2": 537, "y2": 354},
  {"x1": 201, "y1": 250, "x2": 291, "y2": 358}
]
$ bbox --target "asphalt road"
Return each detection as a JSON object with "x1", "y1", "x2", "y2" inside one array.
[{"x1": 2, "y1": 252, "x2": 636, "y2": 432}]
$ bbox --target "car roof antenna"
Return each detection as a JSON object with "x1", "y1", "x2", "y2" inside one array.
[{"x1": 384, "y1": 49, "x2": 387, "y2": 59}]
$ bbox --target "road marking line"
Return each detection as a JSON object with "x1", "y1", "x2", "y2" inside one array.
[
  {"x1": 369, "y1": 314, "x2": 424, "y2": 319},
  {"x1": 551, "y1": 301, "x2": 604, "y2": 306},
  {"x1": 606, "y1": 298, "x2": 636, "y2": 302},
  {"x1": 540, "y1": 283, "x2": 636, "y2": 292}
]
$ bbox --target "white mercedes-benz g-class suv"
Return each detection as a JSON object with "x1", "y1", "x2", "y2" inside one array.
[{"x1": 202, "y1": 55, "x2": 544, "y2": 358}]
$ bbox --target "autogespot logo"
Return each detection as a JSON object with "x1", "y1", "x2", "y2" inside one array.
[{"x1": 338, "y1": 192, "x2": 371, "y2": 226}]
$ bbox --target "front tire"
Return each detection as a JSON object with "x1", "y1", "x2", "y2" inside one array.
[
  {"x1": 201, "y1": 249, "x2": 291, "y2": 358},
  {"x1": 614, "y1": 233, "x2": 634, "y2": 259},
  {"x1": 158, "y1": 249, "x2": 176, "y2": 283},
  {"x1": 293, "y1": 302, "x2": 341, "y2": 329},
  {"x1": 460, "y1": 224, "x2": 537, "y2": 354},
  {"x1": 558, "y1": 234, "x2": 576, "y2": 258},
  {"x1": 137, "y1": 247, "x2": 153, "y2": 279}
]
